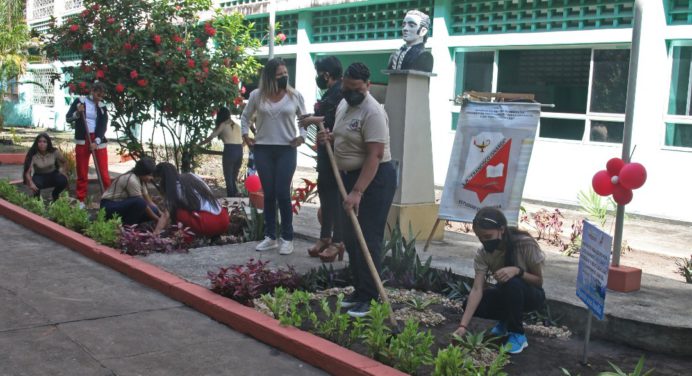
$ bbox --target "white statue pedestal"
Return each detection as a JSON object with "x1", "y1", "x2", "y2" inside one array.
[{"x1": 383, "y1": 69, "x2": 443, "y2": 240}]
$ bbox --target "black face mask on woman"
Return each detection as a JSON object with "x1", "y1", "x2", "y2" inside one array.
[
  {"x1": 481, "y1": 238, "x2": 502, "y2": 253},
  {"x1": 315, "y1": 75, "x2": 328, "y2": 90},
  {"x1": 343, "y1": 90, "x2": 365, "y2": 106},
  {"x1": 277, "y1": 76, "x2": 288, "y2": 89}
]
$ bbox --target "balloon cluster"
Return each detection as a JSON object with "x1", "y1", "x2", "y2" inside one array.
[
  {"x1": 592, "y1": 158, "x2": 647, "y2": 205},
  {"x1": 244, "y1": 174, "x2": 262, "y2": 193}
]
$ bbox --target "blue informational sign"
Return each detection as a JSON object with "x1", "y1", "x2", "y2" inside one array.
[{"x1": 576, "y1": 221, "x2": 612, "y2": 320}]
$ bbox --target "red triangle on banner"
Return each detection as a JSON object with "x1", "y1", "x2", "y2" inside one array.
[{"x1": 464, "y1": 139, "x2": 512, "y2": 202}]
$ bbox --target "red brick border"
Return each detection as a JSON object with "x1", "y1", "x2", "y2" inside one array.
[
  {"x1": 0, "y1": 153, "x2": 25, "y2": 165},
  {"x1": 0, "y1": 198, "x2": 405, "y2": 376}
]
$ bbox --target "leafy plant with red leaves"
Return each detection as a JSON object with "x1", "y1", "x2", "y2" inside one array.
[
  {"x1": 208, "y1": 259, "x2": 301, "y2": 305},
  {"x1": 119, "y1": 223, "x2": 193, "y2": 255}
]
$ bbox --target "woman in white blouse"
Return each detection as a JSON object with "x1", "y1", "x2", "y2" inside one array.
[{"x1": 241, "y1": 58, "x2": 306, "y2": 255}]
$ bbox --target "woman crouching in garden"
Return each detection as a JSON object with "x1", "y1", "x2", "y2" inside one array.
[
  {"x1": 23, "y1": 132, "x2": 68, "y2": 201},
  {"x1": 153, "y1": 162, "x2": 229, "y2": 238},
  {"x1": 454, "y1": 207, "x2": 546, "y2": 354},
  {"x1": 100, "y1": 157, "x2": 162, "y2": 226}
]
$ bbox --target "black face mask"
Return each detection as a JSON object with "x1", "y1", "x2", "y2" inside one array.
[
  {"x1": 481, "y1": 238, "x2": 502, "y2": 253},
  {"x1": 343, "y1": 90, "x2": 365, "y2": 106},
  {"x1": 315, "y1": 75, "x2": 328, "y2": 90},
  {"x1": 277, "y1": 76, "x2": 288, "y2": 89}
]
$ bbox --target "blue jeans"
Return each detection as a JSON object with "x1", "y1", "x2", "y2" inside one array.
[
  {"x1": 101, "y1": 197, "x2": 159, "y2": 225},
  {"x1": 254, "y1": 145, "x2": 297, "y2": 240},
  {"x1": 223, "y1": 144, "x2": 243, "y2": 197},
  {"x1": 341, "y1": 161, "x2": 396, "y2": 302}
]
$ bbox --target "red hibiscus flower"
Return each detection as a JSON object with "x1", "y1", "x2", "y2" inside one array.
[
  {"x1": 69, "y1": 24, "x2": 79, "y2": 32},
  {"x1": 95, "y1": 70, "x2": 105, "y2": 79},
  {"x1": 202, "y1": 67, "x2": 209, "y2": 73},
  {"x1": 81, "y1": 9, "x2": 90, "y2": 17},
  {"x1": 205, "y1": 26, "x2": 216, "y2": 37},
  {"x1": 115, "y1": 83, "x2": 125, "y2": 93},
  {"x1": 185, "y1": 49, "x2": 192, "y2": 57},
  {"x1": 91, "y1": 4, "x2": 100, "y2": 11},
  {"x1": 152, "y1": 34, "x2": 161, "y2": 45},
  {"x1": 194, "y1": 38, "x2": 204, "y2": 47},
  {"x1": 234, "y1": 96, "x2": 243, "y2": 106},
  {"x1": 137, "y1": 79, "x2": 148, "y2": 87},
  {"x1": 82, "y1": 41, "x2": 93, "y2": 51},
  {"x1": 130, "y1": 70, "x2": 138, "y2": 79},
  {"x1": 123, "y1": 42, "x2": 132, "y2": 50},
  {"x1": 187, "y1": 59, "x2": 196, "y2": 68},
  {"x1": 78, "y1": 81, "x2": 87, "y2": 89},
  {"x1": 107, "y1": 17, "x2": 115, "y2": 24},
  {"x1": 232, "y1": 75, "x2": 240, "y2": 85},
  {"x1": 172, "y1": 35, "x2": 183, "y2": 43}
]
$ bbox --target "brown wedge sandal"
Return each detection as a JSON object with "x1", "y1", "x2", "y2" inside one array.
[
  {"x1": 319, "y1": 242, "x2": 345, "y2": 263},
  {"x1": 308, "y1": 238, "x2": 331, "y2": 257}
]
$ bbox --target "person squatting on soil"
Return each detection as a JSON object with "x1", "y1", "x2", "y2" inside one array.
[
  {"x1": 202, "y1": 107, "x2": 243, "y2": 197},
  {"x1": 298, "y1": 56, "x2": 345, "y2": 262},
  {"x1": 23, "y1": 133, "x2": 68, "y2": 201},
  {"x1": 66, "y1": 81, "x2": 111, "y2": 202},
  {"x1": 454, "y1": 207, "x2": 546, "y2": 354},
  {"x1": 153, "y1": 162, "x2": 229, "y2": 237},
  {"x1": 241, "y1": 57, "x2": 307, "y2": 256},
  {"x1": 317, "y1": 62, "x2": 396, "y2": 318},
  {"x1": 100, "y1": 157, "x2": 162, "y2": 226}
]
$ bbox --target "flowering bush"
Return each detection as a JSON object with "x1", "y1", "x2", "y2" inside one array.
[
  {"x1": 291, "y1": 178, "x2": 317, "y2": 214},
  {"x1": 45, "y1": 0, "x2": 261, "y2": 171}
]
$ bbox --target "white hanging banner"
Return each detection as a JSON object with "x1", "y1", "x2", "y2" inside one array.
[{"x1": 439, "y1": 101, "x2": 540, "y2": 225}]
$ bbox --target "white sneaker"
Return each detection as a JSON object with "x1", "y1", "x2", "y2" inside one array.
[
  {"x1": 279, "y1": 238, "x2": 294, "y2": 255},
  {"x1": 256, "y1": 237, "x2": 278, "y2": 252}
]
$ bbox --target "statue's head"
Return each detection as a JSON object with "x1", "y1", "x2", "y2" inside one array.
[{"x1": 401, "y1": 10, "x2": 430, "y2": 46}]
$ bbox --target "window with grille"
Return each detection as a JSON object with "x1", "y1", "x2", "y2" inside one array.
[
  {"x1": 311, "y1": 0, "x2": 433, "y2": 43},
  {"x1": 29, "y1": 20, "x2": 52, "y2": 35},
  {"x1": 452, "y1": 47, "x2": 630, "y2": 143},
  {"x1": 666, "y1": 44, "x2": 692, "y2": 148},
  {"x1": 450, "y1": 0, "x2": 633, "y2": 35},
  {"x1": 64, "y1": 0, "x2": 83, "y2": 11},
  {"x1": 666, "y1": 0, "x2": 692, "y2": 25},
  {"x1": 30, "y1": 69, "x2": 56, "y2": 107},
  {"x1": 31, "y1": 0, "x2": 54, "y2": 20}
]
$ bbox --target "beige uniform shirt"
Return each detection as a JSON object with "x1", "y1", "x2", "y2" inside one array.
[
  {"x1": 31, "y1": 150, "x2": 62, "y2": 174},
  {"x1": 473, "y1": 234, "x2": 545, "y2": 275},
  {"x1": 101, "y1": 172, "x2": 148, "y2": 201},
  {"x1": 333, "y1": 93, "x2": 391, "y2": 172},
  {"x1": 209, "y1": 119, "x2": 242, "y2": 145}
]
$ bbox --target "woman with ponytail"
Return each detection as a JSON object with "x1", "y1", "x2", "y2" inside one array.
[
  {"x1": 454, "y1": 207, "x2": 546, "y2": 354},
  {"x1": 153, "y1": 162, "x2": 229, "y2": 237}
]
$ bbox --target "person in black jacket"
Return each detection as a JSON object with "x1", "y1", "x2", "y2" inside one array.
[
  {"x1": 298, "y1": 56, "x2": 345, "y2": 262},
  {"x1": 66, "y1": 81, "x2": 111, "y2": 202}
]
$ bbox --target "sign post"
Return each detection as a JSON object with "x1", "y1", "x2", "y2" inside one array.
[{"x1": 576, "y1": 220, "x2": 612, "y2": 364}]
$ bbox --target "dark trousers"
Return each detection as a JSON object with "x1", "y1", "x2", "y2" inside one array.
[
  {"x1": 222, "y1": 144, "x2": 243, "y2": 197},
  {"x1": 254, "y1": 145, "x2": 297, "y2": 240},
  {"x1": 473, "y1": 277, "x2": 546, "y2": 334},
  {"x1": 101, "y1": 197, "x2": 159, "y2": 225},
  {"x1": 316, "y1": 146, "x2": 343, "y2": 242},
  {"x1": 341, "y1": 161, "x2": 396, "y2": 303},
  {"x1": 32, "y1": 170, "x2": 68, "y2": 200}
]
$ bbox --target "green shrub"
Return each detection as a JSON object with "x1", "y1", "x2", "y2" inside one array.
[
  {"x1": 47, "y1": 195, "x2": 89, "y2": 232},
  {"x1": 433, "y1": 345, "x2": 465, "y2": 376},
  {"x1": 19, "y1": 195, "x2": 45, "y2": 216},
  {"x1": 385, "y1": 319, "x2": 434, "y2": 374},
  {"x1": 85, "y1": 209, "x2": 122, "y2": 246}
]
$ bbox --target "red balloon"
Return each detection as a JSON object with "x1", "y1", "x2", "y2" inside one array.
[
  {"x1": 244, "y1": 174, "x2": 262, "y2": 193},
  {"x1": 619, "y1": 163, "x2": 647, "y2": 190},
  {"x1": 606, "y1": 158, "x2": 625, "y2": 177},
  {"x1": 612, "y1": 185, "x2": 633, "y2": 205},
  {"x1": 592, "y1": 170, "x2": 615, "y2": 196}
]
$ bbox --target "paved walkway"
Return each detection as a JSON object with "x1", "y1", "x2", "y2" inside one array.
[{"x1": 0, "y1": 217, "x2": 324, "y2": 376}]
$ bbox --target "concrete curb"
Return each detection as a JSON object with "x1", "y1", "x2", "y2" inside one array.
[
  {"x1": 0, "y1": 198, "x2": 406, "y2": 376},
  {"x1": 0, "y1": 153, "x2": 25, "y2": 164}
]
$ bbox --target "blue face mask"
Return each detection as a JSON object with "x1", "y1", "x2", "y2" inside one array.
[{"x1": 481, "y1": 238, "x2": 502, "y2": 253}]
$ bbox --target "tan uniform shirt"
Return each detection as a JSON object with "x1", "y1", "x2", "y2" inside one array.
[
  {"x1": 333, "y1": 93, "x2": 391, "y2": 172},
  {"x1": 209, "y1": 119, "x2": 242, "y2": 145},
  {"x1": 473, "y1": 234, "x2": 545, "y2": 275},
  {"x1": 31, "y1": 150, "x2": 62, "y2": 174},
  {"x1": 101, "y1": 172, "x2": 148, "y2": 201}
]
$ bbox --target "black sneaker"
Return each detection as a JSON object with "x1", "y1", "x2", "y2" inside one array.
[
  {"x1": 339, "y1": 292, "x2": 360, "y2": 308},
  {"x1": 347, "y1": 302, "x2": 371, "y2": 318}
]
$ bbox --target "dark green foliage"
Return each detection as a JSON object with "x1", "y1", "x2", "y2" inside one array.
[
  {"x1": 47, "y1": 194, "x2": 89, "y2": 232},
  {"x1": 300, "y1": 263, "x2": 352, "y2": 292},
  {"x1": 384, "y1": 319, "x2": 434, "y2": 374}
]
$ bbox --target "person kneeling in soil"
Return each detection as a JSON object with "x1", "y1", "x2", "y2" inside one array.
[
  {"x1": 153, "y1": 162, "x2": 229, "y2": 238},
  {"x1": 23, "y1": 132, "x2": 68, "y2": 201},
  {"x1": 454, "y1": 207, "x2": 546, "y2": 354},
  {"x1": 100, "y1": 157, "x2": 162, "y2": 226}
]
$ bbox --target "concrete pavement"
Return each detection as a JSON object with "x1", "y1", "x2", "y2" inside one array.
[{"x1": 0, "y1": 216, "x2": 324, "y2": 376}]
